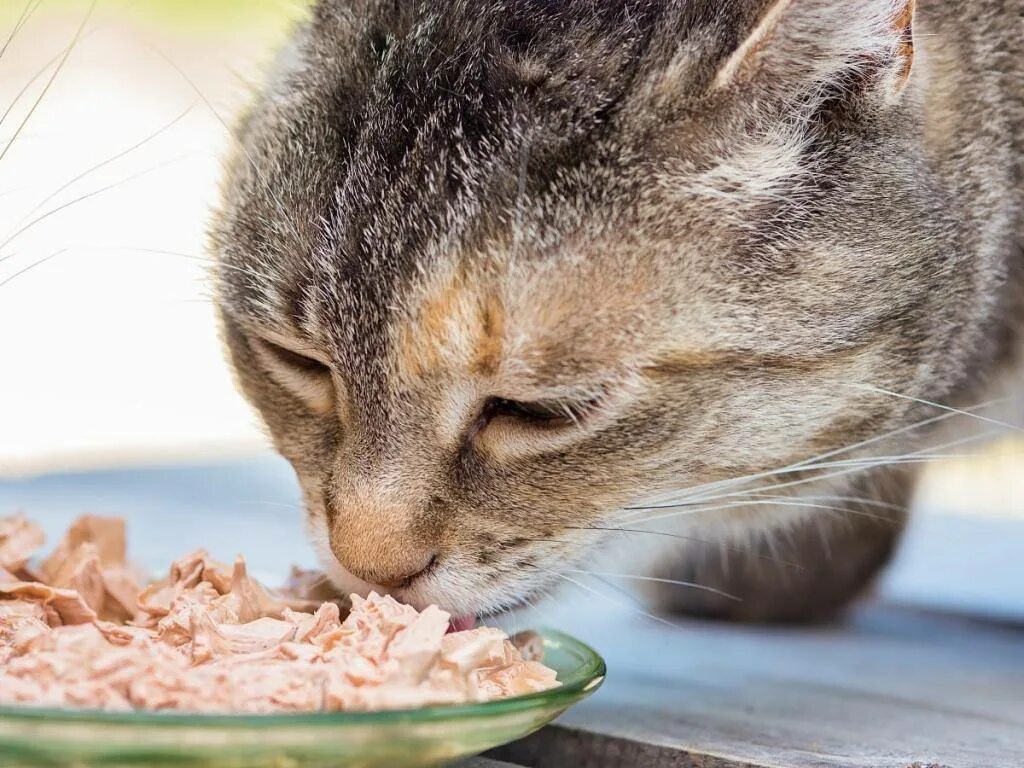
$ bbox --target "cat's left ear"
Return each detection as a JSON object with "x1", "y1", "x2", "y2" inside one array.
[{"x1": 713, "y1": 0, "x2": 917, "y2": 102}]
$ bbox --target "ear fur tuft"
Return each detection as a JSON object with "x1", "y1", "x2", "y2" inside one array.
[{"x1": 712, "y1": 0, "x2": 917, "y2": 101}]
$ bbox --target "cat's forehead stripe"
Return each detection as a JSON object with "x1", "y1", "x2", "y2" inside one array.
[{"x1": 394, "y1": 266, "x2": 506, "y2": 385}]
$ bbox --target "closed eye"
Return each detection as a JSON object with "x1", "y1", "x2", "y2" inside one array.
[
  {"x1": 251, "y1": 336, "x2": 335, "y2": 414},
  {"x1": 478, "y1": 396, "x2": 598, "y2": 431}
]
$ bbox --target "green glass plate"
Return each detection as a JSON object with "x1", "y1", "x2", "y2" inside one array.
[{"x1": 0, "y1": 629, "x2": 603, "y2": 768}]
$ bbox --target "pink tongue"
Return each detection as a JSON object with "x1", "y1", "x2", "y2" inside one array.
[{"x1": 448, "y1": 615, "x2": 476, "y2": 633}]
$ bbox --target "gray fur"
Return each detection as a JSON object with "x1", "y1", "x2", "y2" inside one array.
[{"x1": 212, "y1": 0, "x2": 1023, "y2": 620}]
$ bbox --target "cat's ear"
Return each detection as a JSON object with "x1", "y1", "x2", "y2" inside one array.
[{"x1": 713, "y1": 0, "x2": 916, "y2": 102}]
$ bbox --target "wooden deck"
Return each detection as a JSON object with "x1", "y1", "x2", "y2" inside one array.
[
  {"x1": 2, "y1": 458, "x2": 1021, "y2": 768},
  {"x1": 486, "y1": 605, "x2": 1024, "y2": 768}
]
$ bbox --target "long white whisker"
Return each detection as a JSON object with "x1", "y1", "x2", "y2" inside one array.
[
  {"x1": 834, "y1": 381, "x2": 1023, "y2": 434},
  {"x1": 748, "y1": 494, "x2": 907, "y2": 512},
  {"x1": 104, "y1": 246, "x2": 276, "y2": 285},
  {"x1": 0, "y1": 39, "x2": 64, "y2": 131},
  {"x1": 237, "y1": 500, "x2": 304, "y2": 511},
  {"x1": 0, "y1": 0, "x2": 42, "y2": 62},
  {"x1": 149, "y1": 44, "x2": 304, "y2": 248},
  {"x1": 566, "y1": 525, "x2": 805, "y2": 570},
  {"x1": 587, "y1": 574, "x2": 650, "y2": 615},
  {"x1": 625, "y1": 498, "x2": 897, "y2": 529},
  {"x1": 535, "y1": 566, "x2": 676, "y2": 628},
  {"x1": 0, "y1": 154, "x2": 191, "y2": 260},
  {"x1": 623, "y1": 453, "x2": 972, "y2": 518},
  {"x1": 562, "y1": 568, "x2": 741, "y2": 602},
  {"x1": 0, "y1": 248, "x2": 66, "y2": 290},
  {"x1": 0, "y1": 0, "x2": 97, "y2": 166},
  {"x1": 13, "y1": 104, "x2": 195, "y2": 229},
  {"x1": 623, "y1": 429, "x2": 1003, "y2": 526},
  {"x1": 632, "y1": 394, "x2": 1017, "y2": 511},
  {"x1": 0, "y1": 0, "x2": 135, "y2": 130}
]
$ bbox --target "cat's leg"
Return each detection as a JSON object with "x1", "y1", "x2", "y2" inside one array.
[{"x1": 645, "y1": 467, "x2": 914, "y2": 623}]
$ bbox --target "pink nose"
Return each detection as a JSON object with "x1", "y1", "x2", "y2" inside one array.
[
  {"x1": 329, "y1": 514, "x2": 438, "y2": 589},
  {"x1": 360, "y1": 553, "x2": 437, "y2": 589}
]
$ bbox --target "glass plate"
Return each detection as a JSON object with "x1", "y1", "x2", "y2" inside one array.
[{"x1": 0, "y1": 629, "x2": 604, "y2": 768}]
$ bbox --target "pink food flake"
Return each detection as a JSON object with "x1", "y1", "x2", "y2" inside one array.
[{"x1": 0, "y1": 515, "x2": 558, "y2": 713}]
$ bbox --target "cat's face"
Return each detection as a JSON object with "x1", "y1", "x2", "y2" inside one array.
[{"x1": 212, "y1": 0, "x2": 979, "y2": 618}]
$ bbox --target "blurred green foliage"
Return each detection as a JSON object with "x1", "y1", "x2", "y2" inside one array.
[
  {"x1": 125, "y1": 0, "x2": 308, "y2": 28},
  {"x1": 6, "y1": 0, "x2": 308, "y2": 33}
]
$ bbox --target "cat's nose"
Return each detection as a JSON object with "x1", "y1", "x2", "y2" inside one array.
[
  {"x1": 335, "y1": 541, "x2": 437, "y2": 589},
  {"x1": 370, "y1": 553, "x2": 437, "y2": 589},
  {"x1": 329, "y1": 510, "x2": 438, "y2": 589}
]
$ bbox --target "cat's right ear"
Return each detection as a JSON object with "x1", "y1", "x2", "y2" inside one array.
[
  {"x1": 712, "y1": 0, "x2": 797, "y2": 90},
  {"x1": 712, "y1": 0, "x2": 917, "y2": 104}
]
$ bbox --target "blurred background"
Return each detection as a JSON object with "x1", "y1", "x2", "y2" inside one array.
[
  {"x1": 0, "y1": 0, "x2": 299, "y2": 473},
  {"x1": 0, "y1": 0, "x2": 1021, "y2": 621}
]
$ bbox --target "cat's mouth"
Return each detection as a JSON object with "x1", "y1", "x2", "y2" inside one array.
[
  {"x1": 448, "y1": 615, "x2": 477, "y2": 633},
  {"x1": 311, "y1": 534, "x2": 482, "y2": 630}
]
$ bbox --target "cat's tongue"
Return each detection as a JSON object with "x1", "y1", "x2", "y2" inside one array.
[{"x1": 448, "y1": 615, "x2": 476, "y2": 633}]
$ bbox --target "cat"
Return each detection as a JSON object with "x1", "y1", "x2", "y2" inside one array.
[{"x1": 211, "y1": 0, "x2": 1023, "y2": 623}]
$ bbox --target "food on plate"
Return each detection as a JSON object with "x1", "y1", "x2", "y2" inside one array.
[{"x1": 0, "y1": 514, "x2": 557, "y2": 713}]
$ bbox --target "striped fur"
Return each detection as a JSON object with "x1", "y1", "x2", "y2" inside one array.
[{"x1": 211, "y1": 0, "x2": 1023, "y2": 620}]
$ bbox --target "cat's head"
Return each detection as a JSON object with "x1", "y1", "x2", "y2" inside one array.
[{"x1": 211, "y1": 0, "x2": 983, "y2": 618}]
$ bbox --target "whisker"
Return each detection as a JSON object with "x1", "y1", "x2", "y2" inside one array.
[
  {"x1": 1, "y1": 43, "x2": 64, "y2": 131},
  {"x1": 627, "y1": 404, "x2": 1014, "y2": 515},
  {"x1": 533, "y1": 565, "x2": 676, "y2": 628},
  {"x1": 0, "y1": 0, "x2": 97, "y2": 166},
  {"x1": 0, "y1": 0, "x2": 136, "y2": 130},
  {"x1": 0, "y1": 154, "x2": 192, "y2": 260},
  {"x1": 747, "y1": 494, "x2": 907, "y2": 512},
  {"x1": 237, "y1": 500, "x2": 304, "y2": 511},
  {"x1": 497, "y1": 590, "x2": 552, "y2": 634},
  {"x1": 12, "y1": 104, "x2": 195, "y2": 229},
  {"x1": 834, "y1": 381, "x2": 1024, "y2": 434},
  {"x1": 628, "y1": 499, "x2": 898, "y2": 529},
  {"x1": 519, "y1": 593, "x2": 546, "y2": 622},
  {"x1": 148, "y1": 43, "x2": 304, "y2": 248},
  {"x1": 476, "y1": 535, "x2": 591, "y2": 550},
  {"x1": 561, "y1": 568, "x2": 742, "y2": 602},
  {"x1": 632, "y1": 394, "x2": 1017, "y2": 511},
  {"x1": 588, "y1": 574, "x2": 654, "y2": 613},
  {"x1": 0, "y1": 248, "x2": 66, "y2": 290},
  {"x1": 107, "y1": 246, "x2": 276, "y2": 284},
  {"x1": 622, "y1": 453, "x2": 967, "y2": 517},
  {"x1": 565, "y1": 525, "x2": 805, "y2": 570},
  {"x1": 0, "y1": 0, "x2": 42, "y2": 62},
  {"x1": 624, "y1": 471, "x2": 905, "y2": 524},
  {"x1": 623, "y1": 429, "x2": 1003, "y2": 526},
  {"x1": 305, "y1": 573, "x2": 331, "y2": 588}
]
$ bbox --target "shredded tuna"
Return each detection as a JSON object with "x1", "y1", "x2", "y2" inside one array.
[
  {"x1": 0, "y1": 516, "x2": 45, "y2": 577},
  {"x1": 0, "y1": 515, "x2": 558, "y2": 713}
]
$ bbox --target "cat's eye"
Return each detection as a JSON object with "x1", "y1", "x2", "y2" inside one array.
[
  {"x1": 251, "y1": 336, "x2": 335, "y2": 414},
  {"x1": 479, "y1": 396, "x2": 590, "y2": 431},
  {"x1": 261, "y1": 338, "x2": 329, "y2": 374}
]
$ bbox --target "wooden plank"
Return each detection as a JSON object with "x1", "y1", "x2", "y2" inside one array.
[
  {"x1": 493, "y1": 603, "x2": 1024, "y2": 768},
  {"x1": 491, "y1": 727, "x2": 789, "y2": 768}
]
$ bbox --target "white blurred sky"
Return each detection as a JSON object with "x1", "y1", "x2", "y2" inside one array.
[{"x1": 0, "y1": 2, "x2": 298, "y2": 474}]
